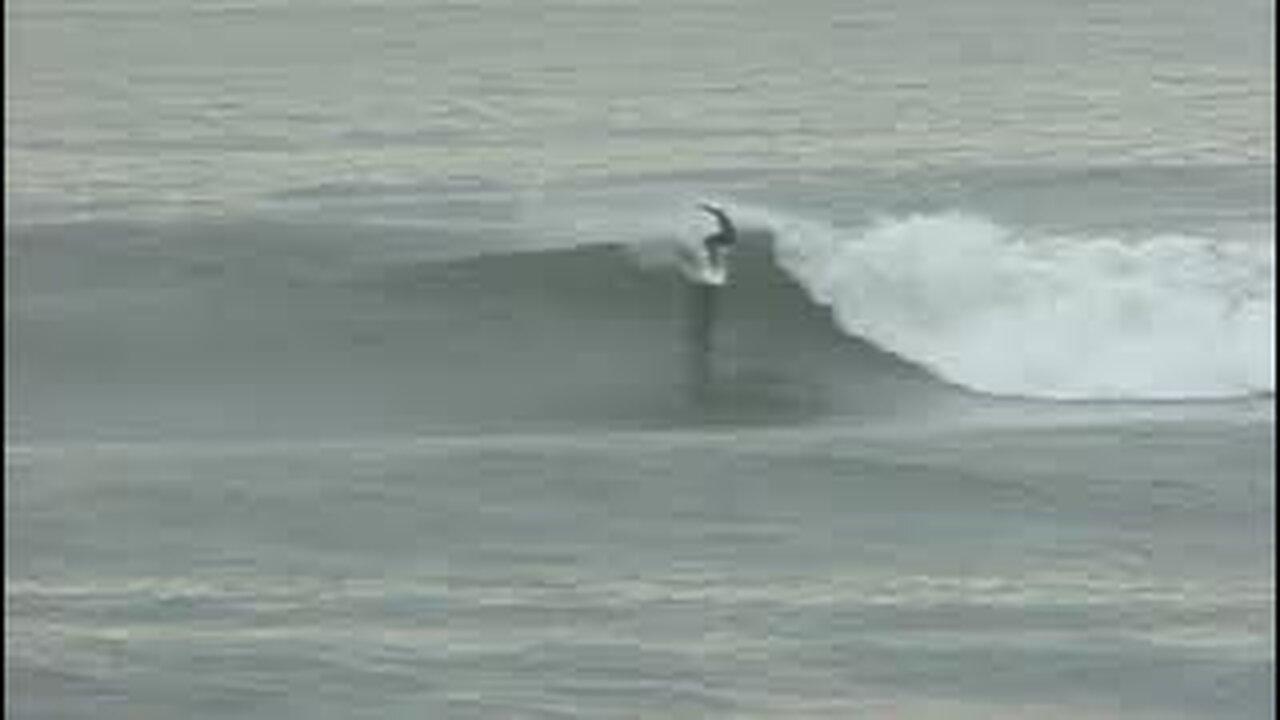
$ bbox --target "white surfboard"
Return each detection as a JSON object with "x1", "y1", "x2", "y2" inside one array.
[
  {"x1": 700, "y1": 246, "x2": 730, "y2": 286},
  {"x1": 700, "y1": 260, "x2": 728, "y2": 286},
  {"x1": 674, "y1": 242, "x2": 728, "y2": 286}
]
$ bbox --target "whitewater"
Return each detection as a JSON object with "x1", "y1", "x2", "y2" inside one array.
[{"x1": 739, "y1": 206, "x2": 1272, "y2": 400}]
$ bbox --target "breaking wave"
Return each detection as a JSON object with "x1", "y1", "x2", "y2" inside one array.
[
  {"x1": 6, "y1": 201, "x2": 1273, "y2": 442},
  {"x1": 718, "y1": 206, "x2": 1273, "y2": 400}
]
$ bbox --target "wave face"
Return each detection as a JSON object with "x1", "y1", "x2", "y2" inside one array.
[
  {"x1": 4, "y1": 215, "x2": 938, "y2": 440},
  {"x1": 744, "y1": 208, "x2": 1274, "y2": 400}
]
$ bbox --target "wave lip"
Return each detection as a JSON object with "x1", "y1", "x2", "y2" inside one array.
[{"x1": 763, "y1": 210, "x2": 1274, "y2": 401}]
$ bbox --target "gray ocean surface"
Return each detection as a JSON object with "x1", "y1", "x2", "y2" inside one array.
[{"x1": 5, "y1": 0, "x2": 1276, "y2": 717}]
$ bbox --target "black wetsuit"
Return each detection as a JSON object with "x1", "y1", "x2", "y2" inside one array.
[{"x1": 699, "y1": 205, "x2": 737, "y2": 261}]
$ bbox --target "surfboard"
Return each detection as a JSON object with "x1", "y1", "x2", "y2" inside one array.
[
  {"x1": 699, "y1": 262, "x2": 728, "y2": 286},
  {"x1": 701, "y1": 246, "x2": 729, "y2": 286},
  {"x1": 675, "y1": 242, "x2": 728, "y2": 286}
]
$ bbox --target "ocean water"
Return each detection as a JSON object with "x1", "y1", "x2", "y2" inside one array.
[{"x1": 5, "y1": 0, "x2": 1275, "y2": 717}]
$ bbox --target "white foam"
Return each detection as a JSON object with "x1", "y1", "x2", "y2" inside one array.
[{"x1": 759, "y1": 208, "x2": 1274, "y2": 400}]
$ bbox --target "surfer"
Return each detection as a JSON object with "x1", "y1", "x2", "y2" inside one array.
[
  {"x1": 682, "y1": 203, "x2": 736, "y2": 401},
  {"x1": 698, "y1": 203, "x2": 737, "y2": 281}
]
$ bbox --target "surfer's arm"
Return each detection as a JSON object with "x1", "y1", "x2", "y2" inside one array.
[{"x1": 698, "y1": 204, "x2": 735, "y2": 236}]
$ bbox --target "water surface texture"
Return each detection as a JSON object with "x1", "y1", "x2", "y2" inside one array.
[{"x1": 6, "y1": 0, "x2": 1275, "y2": 717}]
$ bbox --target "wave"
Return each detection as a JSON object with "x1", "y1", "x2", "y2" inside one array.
[
  {"x1": 702, "y1": 206, "x2": 1272, "y2": 401},
  {"x1": 6, "y1": 203, "x2": 1273, "y2": 441},
  {"x1": 538, "y1": 194, "x2": 1273, "y2": 401}
]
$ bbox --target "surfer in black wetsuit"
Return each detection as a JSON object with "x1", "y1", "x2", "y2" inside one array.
[
  {"x1": 698, "y1": 203, "x2": 738, "y2": 270},
  {"x1": 685, "y1": 203, "x2": 737, "y2": 400},
  {"x1": 701, "y1": 199, "x2": 742, "y2": 258}
]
